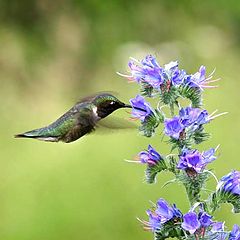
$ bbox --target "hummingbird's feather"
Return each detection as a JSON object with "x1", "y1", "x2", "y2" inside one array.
[{"x1": 15, "y1": 127, "x2": 61, "y2": 142}]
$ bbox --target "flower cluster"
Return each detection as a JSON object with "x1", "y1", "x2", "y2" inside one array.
[
  {"x1": 181, "y1": 210, "x2": 236, "y2": 240},
  {"x1": 142, "y1": 199, "x2": 182, "y2": 232},
  {"x1": 164, "y1": 107, "x2": 211, "y2": 140},
  {"x1": 182, "y1": 211, "x2": 213, "y2": 234},
  {"x1": 119, "y1": 55, "x2": 217, "y2": 92},
  {"x1": 211, "y1": 170, "x2": 240, "y2": 213},
  {"x1": 142, "y1": 198, "x2": 240, "y2": 239},
  {"x1": 137, "y1": 145, "x2": 166, "y2": 183},
  {"x1": 138, "y1": 145, "x2": 163, "y2": 165},
  {"x1": 129, "y1": 95, "x2": 163, "y2": 137},
  {"x1": 119, "y1": 55, "x2": 239, "y2": 240},
  {"x1": 178, "y1": 147, "x2": 217, "y2": 175}
]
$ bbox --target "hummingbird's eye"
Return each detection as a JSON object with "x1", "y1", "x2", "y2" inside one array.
[{"x1": 110, "y1": 101, "x2": 115, "y2": 105}]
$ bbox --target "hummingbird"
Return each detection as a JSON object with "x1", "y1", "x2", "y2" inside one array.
[{"x1": 15, "y1": 93, "x2": 140, "y2": 143}]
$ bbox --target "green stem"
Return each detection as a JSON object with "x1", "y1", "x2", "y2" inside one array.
[{"x1": 184, "y1": 182, "x2": 201, "y2": 206}]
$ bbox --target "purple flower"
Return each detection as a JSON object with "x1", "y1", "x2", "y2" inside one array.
[
  {"x1": 155, "y1": 199, "x2": 174, "y2": 223},
  {"x1": 182, "y1": 211, "x2": 220, "y2": 235},
  {"x1": 172, "y1": 69, "x2": 186, "y2": 86},
  {"x1": 217, "y1": 170, "x2": 240, "y2": 195},
  {"x1": 179, "y1": 107, "x2": 209, "y2": 128},
  {"x1": 128, "y1": 55, "x2": 164, "y2": 88},
  {"x1": 143, "y1": 199, "x2": 182, "y2": 232},
  {"x1": 164, "y1": 61, "x2": 186, "y2": 86},
  {"x1": 185, "y1": 65, "x2": 218, "y2": 90},
  {"x1": 181, "y1": 212, "x2": 200, "y2": 234},
  {"x1": 211, "y1": 222, "x2": 225, "y2": 232},
  {"x1": 164, "y1": 107, "x2": 211, "y2": 140},
  {"x1": 139, "y1": 145, "x2": 162, "y2": 165},
  {"x1": 164, "y1": 61, "x2": 178, "y2": 71},
  {"x1": 130, "y1": 95, "x2": 153, "y2": 121},
  {"x1": 198, "y1": 212, "x2": 213, "y2": 227},
  {"x1": 164, "y1": 116, "x2": 184, "y2": 139},
  {"x1": 146, "y1": 210, "x2": 161, "y2": 231},
  {"x1": 210, "y1": 222, "x2": 228, "y2": 240},
  {"x1": 229, "y1": 224, "x2": 240, "y2": 240},
  {"x1": 177, "y1": 147, "x2": 217, "y2": 173},
  {"x1": 155, "y1": 199, "x2": 182, "y2": 223}
]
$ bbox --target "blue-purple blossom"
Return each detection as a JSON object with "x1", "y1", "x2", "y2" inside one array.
[
  {"x1": 130, "y1": 95, "x2": 153, "y2": 121},
  {"x1": 217, "y1": 170, "x2": 240, "y2": 195},
  {"x1": 164, "y1": 61, "x2": 186, "y2": 86},
  {"x1": 185, "y1": 65, "x2": 218, "y2": 90},
  {"x1": 138, "y1": 145, "x2": 162, "y2": 165},
  {"x1": 165, "y1": 107, "x2": 226, "y2": 140},
  {"x1": 179, "y1": 107, "x2": 209, "y2": 128},
  {"x1": 164, "y1": 107, "x2": 211, "y2": 140},
  {"x1": 211, "y1": 222, "x2": 225, "y2": 232},
  {"x1": 143, "y1": 199, "x2": 182, "y2": 232},
  {"x1": 182, "y1": 211, "x2": 216, "y2": 235},
  {"x1": 118, "y1": 56, "x2": 219, "y2": 94},
  {"x1": 127, "y1": 55, "x2": 164, "y2": 88},
  {"x1": 146, "y1": 210, "x2": 161, "y2": 231},
  {"x1": 177, "y1": 147, "x2": 217, "y2": 173},
  {"x1": 198, "y1": 212, "x2": 213, "y2": 227},
  {"x1": 181, "y1": 212, "x2": 200, "y2": 234},
  {"x1": 229, "y1": 224, "x2": 240, "y2": 240},
  {"x1": 155, "y1": 199, "x2": 182, "y2": 223},
  {"x1": 209, "y1": 222, "x2": 228, "y2": 240},
  {"x1": 164, "y1": 116, "x2": 184, "y2": 139}
]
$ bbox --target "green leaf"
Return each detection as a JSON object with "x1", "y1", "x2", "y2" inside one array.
[
  {"x1": 179, "y1": 85, "x2": 202, "y2": 108},
  {"x1": 145, "y1": 160, "x2": 167, "y2": 184},
  {"x1": 192, "y1": 126, "x2": 210, "y2": 144},
  {"x1": 154, "y1": 220, "x2": 184, "y2": 240},
  {"x1": 139, "y1": 110, "x2": 163, "y2": 137},
  {"x1": 208, "y1": 190, "x2": 240, "y2": 214}
]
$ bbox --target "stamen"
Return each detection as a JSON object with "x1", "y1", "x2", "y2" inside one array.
[
  {"x1": 116, "y1": 71, "x2": 132, "y2": 78},
  {"x1": 215, "y1": 144, "x2": 220, "y2": 152},
  {"x1": 136, "y1": 217, "x2": 149, "y2": 225},
  {"x1": 124, "y1": 159, "x2": 141, "y2": 164},
  {"x1": 204, "y1": 78, "x2": 221, "y2": 84},
  {"x1": 209, "y1": 68, "x2": 216, "y2": 76},
  {"x1": 149, "y1": 200, "x2": 156, "y2": 207},
  {"x1": 209, "y1": 112, "x2": 228, "y2": 120},
  {"x1": 209, "y1": 109, "x2": 218, "y2": 118},
  {"x1": 202, "y1": 85, "x2": 218, "y2": 88},
  {"x1": 130, "y1": 57, "x2": 141, "y2": 64},
  {"x1": 128, "y1": 117, "x2": 139, "y2": 121}
]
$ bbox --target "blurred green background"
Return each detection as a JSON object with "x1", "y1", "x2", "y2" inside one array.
[{"x1": 0, "y1": 0, "x2": 240, "y2": 239}]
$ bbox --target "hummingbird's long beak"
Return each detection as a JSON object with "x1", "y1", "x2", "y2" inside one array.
[
  {"x1": 123, "y1": 104, "x2": 147, "y2": 112},
  {"x1": 123, "y1": 104, "x2": 133, "y2": 109}
]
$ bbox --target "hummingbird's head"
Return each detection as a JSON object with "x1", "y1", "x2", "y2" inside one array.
[{"x1": 92, "y1": 93, "x2": 131, "y2": 118}]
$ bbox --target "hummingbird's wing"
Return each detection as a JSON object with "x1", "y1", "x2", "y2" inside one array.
[{"x1": 97, "y1": 116, "x2": 137, "y2": 130}]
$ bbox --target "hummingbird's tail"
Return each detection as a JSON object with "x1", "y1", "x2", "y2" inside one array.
[{"x1": 15, "y1": 128, "x2": 60, "y2": 142}]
